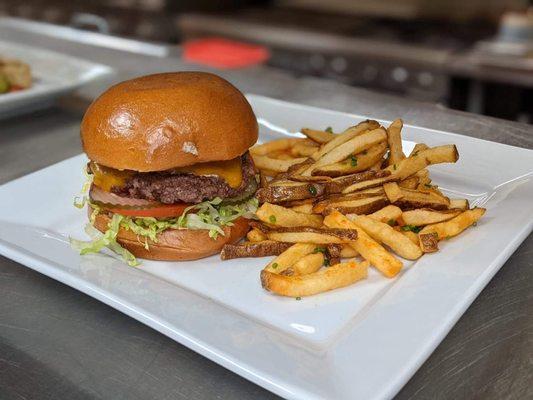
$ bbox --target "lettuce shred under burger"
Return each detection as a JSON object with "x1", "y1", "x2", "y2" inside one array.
[{"x1": 70, "y1": 171, "x2": 258, "y2": 266}]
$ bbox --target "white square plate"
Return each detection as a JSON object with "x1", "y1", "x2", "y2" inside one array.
[
  {"x1": 0, "y1": 40, "x2": 113, "y2": 118},
  {"x1": 0, "y1": 95, "x2": 532, "y2": 400}
]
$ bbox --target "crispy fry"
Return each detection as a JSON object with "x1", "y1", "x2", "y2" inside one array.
[
  {"x1": 282, "y1": 252, "x2": 325, "y2": 276},
  {"x1": 351, "y1": 215, "x2": 422, "y2": 260},
  {"x1": 401, "y1": 230, "x2": 419, "y2": 246},
  {"x1": 264, "y1": 243, "x2": 317, "y2": 273},
  {"x1": 291, "y1": 141, "x2": 320, "y2": 157},
  {"x1": 383, "y1": 182, "x2": 403, "y2": 203},
  {"x1": 252, "y1": 154, "x2": 308, "y2": 173},
  {"x1": 256, "y1": 203, "x2": 323, "y2": 228},
  {"x1": 386, "y1": 119, "x2": 405, "y2": 166},
  {"x1": 256, "y1": 181, "x2": 325, "y2": 203},
  {"x1": 261, "y1": 260, "x2": 368, "y2": 297},
  {"x1": 340, "y1": 244, "x2": 359, "y2": 258},
  {"x1": 312, "y1": 142, "x2": 388, "y2": 177},
  {"x1": 325, "y1": 170, "x2": 390, "y2": 194},
  {"x1": 366, "y1": 205, "x2": 403, "y2": 223},
  {"x1": 250, "y1": 138, "x2": 302, "y2": 156},
  {"x1": 449, "y1": 198, "x2": 470, "y2": 210},
  {"x1": 301, "y1": 128, "x2": 335, "y2": 143},
  {"x1": 324, "y1": 211, "x2": 403, "y2": 278},
  {"x1": 385, "y1": 145, "x2": 459, "y2": 179},
  {"x1": 419, "y1": 232, "x2": 439, "y2": 253},
  {"x1": 402, "y1": 208, "x2": 461, "y2": 226},
  {"x1": 394, "y1": 188, "x2": 450, "y2": 210},
  {"x1": 398, "y1": 176, "x2": 419, "y2": 189},
  {"x1": 305, "y1": 128, "x2": 387, "y2": 175},
  {"x1": 220, "y1": 241, "x2": 293, "y2": 260},
  {"x1": 265, "y1": 228, "x2": 358, "y2": 244},
  {"x1": 419, "y1": 208, "x2": 485, "y2": 242},
  {"x1": 342, "y1": 175, "x2": 397, "y2": 194},
  {"x1": 311, "y1": 120, "x2": 380, "y2": 161},
  {"x1": 247, "y1": 228, "x2": 267, "y2": 242},
  {"x1": 409, "y1": 143, "x2": 429, "y2": 157},
  {"x1": 321, "y1": 196, "x2": 389, "y2": 216},
  {"x1": 290, "y1": 203, "x2": 315, "y2": 214}
]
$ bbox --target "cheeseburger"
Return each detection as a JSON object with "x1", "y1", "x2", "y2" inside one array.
[{"x1": 74, "y1": 72, "x2": 259, "y2": 263}]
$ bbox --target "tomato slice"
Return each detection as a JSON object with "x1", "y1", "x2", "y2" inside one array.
[{"x1": 107, "y1": 203, "x2": 189, "y2": 218}]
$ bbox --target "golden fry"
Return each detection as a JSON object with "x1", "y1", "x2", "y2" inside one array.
[
  {"x1": 256, "y1": 203, "x2": 323, "y2": 228},
  {"x1": 386, "y1": 119, "x2": 405, "y2": 166}
]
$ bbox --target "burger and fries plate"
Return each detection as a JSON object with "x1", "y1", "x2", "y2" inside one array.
[{"x1": 0, "y1": 94, "x2": 532, "y2": 400}]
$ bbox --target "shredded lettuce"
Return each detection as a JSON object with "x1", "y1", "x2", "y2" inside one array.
[
  {"x1": 71, "y1": 196, "x2": 258, "y2": 266},
  {"x1": 73, "y1": 167, "x2": 93, "y2": 209},
  {"x1": 70, "y1": 213, "x2": 139, "y2": 266}
]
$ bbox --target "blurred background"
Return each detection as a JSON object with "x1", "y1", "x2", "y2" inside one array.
[{"x1": 1, "y1": 0, "x2": 531, "y2": 123}]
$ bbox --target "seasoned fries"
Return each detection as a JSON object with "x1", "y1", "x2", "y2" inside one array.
[
  {"x1": 222, "y1": 117, "x2": 485, "y2": 298},
  {"x1": 261, "y1": 261, "x2": 368, "y2": 297},
  {"x1": 301, "y1": 128, "x2": 335, "y2": 143},
  {"x1": 324, "y1": 211, "x2": 403, "y2": 278},
  {"x1": 350, "y1": 215, "x2": 422, "y2": 260},
  {"x1": 256, "y1": 203, "x2": 323, "y2": 228},
  {"x1": 402, "y1": 208, "x2": 461, "y2": 226},
  {"x1": 386, "y1": 119, "x2": 405, "y2": 166},
  {"x1": 419, "y1": 208, "x2": 485, "y2": 244}
]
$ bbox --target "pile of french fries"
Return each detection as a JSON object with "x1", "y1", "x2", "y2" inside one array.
[{"x1": 221, "y1": 119, "x2": 486, "y2": 298}]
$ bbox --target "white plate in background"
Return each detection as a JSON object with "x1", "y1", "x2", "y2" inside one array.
[
  {"x1": 0, "y1": 95, "x2": 531, "y2": 399},
  {"x1": 0, "y1": 40, "x2": 112, "y2": 118}
]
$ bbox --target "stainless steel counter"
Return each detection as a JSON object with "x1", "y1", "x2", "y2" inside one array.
[{"x1": 0, "y1": 19, "x2": 532, "y2": 400}]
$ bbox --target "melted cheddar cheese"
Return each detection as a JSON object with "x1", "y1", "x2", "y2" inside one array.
[
  {"x1": 90, "y1": 157, "x2": 243, "y2": 191},
  {"x1": 172, "y1": 157, "x2": 243, "y2": 188}
]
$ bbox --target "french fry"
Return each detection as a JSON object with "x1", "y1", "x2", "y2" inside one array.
[
  {"x1": 398, "y1": 176, "x2": 419, "y2": 189},
  {"x1": 342, "y1": 175, "x2": 397, "y2": 194},
  {"x1": 402, "y1": 208, "x2": 461, "y2": 226},
  {"x1": 220, "y1": 241, "x2": 293, "y2": 260},
  {"x1": 256, "y1": 181, "x2": 325, "y2": 203},
  {"x1": 340, "y1": 244, "x2": 359, "y2": 258},
  {"x1": 383, "y1": 182, "x2": 404, "y2": 203},
  {"x1": 301, "y1": 128, "x2": 335, "y2": 143},
  {"x1": 385, "y1": 145, "x2": 459, "y2": 179},
  {"x1": 282, "y1": 252, "x2": 324, "y2": 276},
  {"x1": 291, "y1": 141, "x2": 319, "y2": 157},
  {"x1": 312, "y1": 190, "x2": 383, "y2": 214},
  {"x1": 367, "y1": 205, "x2": 403, "y2": 223},
  {"x1": 265, "y1": 228, "x2": 358, "y2": 244},
  {"x1": 369, "y1": 159, "x2": 383, "y2": 171},
  {"x1": 264, "y1": 243, "x2": 317, "y2": 273},
  {"x1": 311, "y1": 120, "x2": 380, "y2": 161},
  {"x1": 324, "y1": 211, "x2": 403, "y2": 278},
  {"x1": 394, "y1": 188, "x2": 450, "y2": 210},
  {"x1": 251, "y1": 138, "x2": 302, "y2": 156},
  {"x1": 312, "y1": 142, "x2": 388, "y2": 177},
  {"x1": 321, "y1": 196, "x2": 389, "y2": 216},
  {"x1": 252, "y1": 154, "x2": 308, "y2": 173},
  {"x1": 325, "y1": 244, "x2": 342, "y2": 266},
  {"x1": 324, "y1": 170, "x2": 390, "y2": 194},
  {"x1": 261, "y1": 260, "x2": 368, "y2": 297},
  {"x1": 290, "y1": 203, "x2": 315, "y2": 214},
  {"x1": 305, "y1": 128, "x2": 387, "y2": 174},
  {"x1": 350, "y1": 215, "x2": 423, "y2": 260},
  {"x1": 386, "y1": 119, "x2": 405, "y2": 166},
  {"x1": 409, "y1": 143, "x2": 429, "y2": 157},
  {"x1": 449, "y1": 198, "x2": 470, "y2": 210},
  {"x1": 256, "y1": 203, "x2": 323, "y2": 228},
  {"x1": 247, "y1": 228, "x2": 267, "y2": 242},
  {"x1": 419, "y1": 232, "x2": 439, "y2": 253},
  {"x1": 401, "y1": 230, "x2": 419, "y2": 246},
  {"x1": 419, "y1": 208, "x2": 485, "y2": 242}
]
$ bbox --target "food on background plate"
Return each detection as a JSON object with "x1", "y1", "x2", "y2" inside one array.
[
  {"x1": 71, "y1": 72, "x2": 259, "y2": 264},
  {"x1": 0, "y1": 57, "x2": 32, "y2": 93},
  {"x1": 223, "y1": 118, "x2": 485, "y2": 298}
]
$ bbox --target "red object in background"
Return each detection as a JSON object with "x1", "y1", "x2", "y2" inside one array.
[{"x1": 183, "y1": 38, "x2": 270, "y2": 69}]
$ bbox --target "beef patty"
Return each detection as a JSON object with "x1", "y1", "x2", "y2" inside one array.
[{"x1": 112, "y1": 152, "x2": 257, "y2": 204}]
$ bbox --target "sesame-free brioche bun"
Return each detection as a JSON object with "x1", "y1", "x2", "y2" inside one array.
[
  {"x1": 81, "y1": 72, "x2": 258, "y2": 172},
  {"x1": 92, "y1": 210, "x2": 250, "y2": 261}
]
